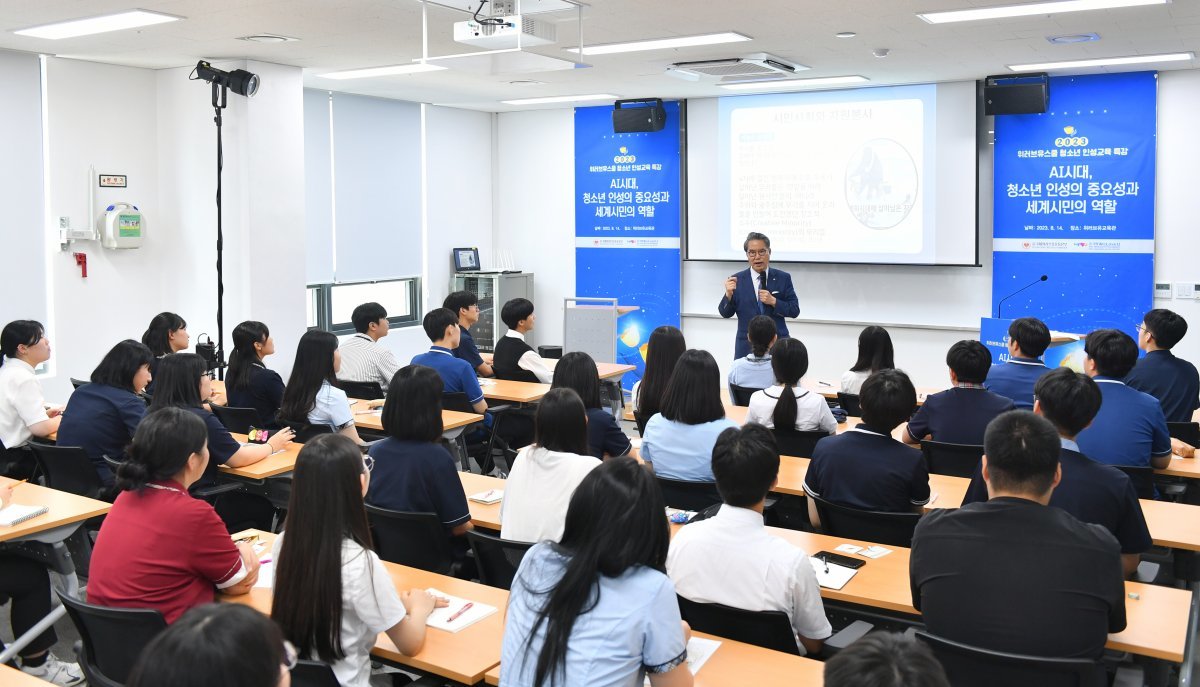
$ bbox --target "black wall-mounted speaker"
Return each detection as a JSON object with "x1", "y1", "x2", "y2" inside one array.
[
  {"x1": 613, "y1": 98, "x2": 667, "y2": 133},
  {"x1": 984, "y1": 73, "x2": 1050, "y2": 115}
]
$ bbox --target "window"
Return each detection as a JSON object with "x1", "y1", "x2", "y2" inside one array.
[{"x1": 307, "y1": 277, "x2": 420, "y2": 334}]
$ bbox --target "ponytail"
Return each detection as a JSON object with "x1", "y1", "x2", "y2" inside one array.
[
  {"x1": 769, "y1": 338, "x2": 810, "y2": 430},
  {"x1": 772, "y1": 385, "x2": 799, "y2": 431}
]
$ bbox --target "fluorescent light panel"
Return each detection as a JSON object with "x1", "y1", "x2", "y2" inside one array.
[
  {"x1": 720, "y1": 76, "x2": 869, "y2": 91},
  {"x1": 1008, "y1": 51, "x2": 1193, "y2": 70},
  {"x1": 565, "y1": 32, "x2": 751, "y2": 55},
  {"x1": 320, "y1": 63, "x2": 446, "y2": 79},
  {"x1": 501, "y1": 93, "x2": 618, "y2": 105},
  {"x1": 14, "y1": 9, "x2": 182, "y2": 39},
  {"x1": 918, "y1": 0, "x2": 1168, "y2": 24}
]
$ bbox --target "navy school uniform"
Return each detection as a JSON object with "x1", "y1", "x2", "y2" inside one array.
[
  {"x1": 365, "y1": 437, "x2": 471, "y2": 530},
  {"x1": 585, "y1": 407, "x2": 632, "y2": 459},
  {"x1": 453, "y1": 325, "x2": 486, "y2": 372},
  {"x1": 225, "y1": 363, "x2": 285, "y2": 428},
  {"x1": 982, "y1": 357, "x2": 1049, "y2": 410},
  {"x1": 802, "y1": 424, "x2": 930, "y2": 512},
  {"x1": 55, "y1": 382, "x2": 146, "y2": 486},
  {"x1": 905, "y1": 385, "x2": 1015, "y2": 446},
  {"x1": 1076, "y1": 378, "x2": 1172, "y2": 468},
  {"x1": 1124, "y1": 349, "x2": 1200, "y2": 423}
]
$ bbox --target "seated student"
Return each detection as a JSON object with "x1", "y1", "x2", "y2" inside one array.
[
  {"x1": 642, "y1": 350, "x2": 738, "y2": 482},
  {"x1": 1125, "y1": 308, "x2": 1200, "y2": 422},
  {"x1": 804, "y1": 369, "x2": 928, "y2": 524},
  {"x1": 502, "y1": 388, "x2": 602, "y2": 543},
  {"x1": 727, "y1": 315, "x2": 778, "y2": 397},
  {"x1": 365, "y1": 365, "x2": 472, "y2": 539},
  {"x1": 841, "y1": 326, "x2": 894, "y2": 395},
  {"x1": 444, "y1": 290, "x2": 494, "y2": 377},
  {"x1": 411, "y1": 308, "x2": 488, "y2": 415},
  {"x1": 501, "y1": 458, "x2": 692, "y2": 687},
  {"x1": 551, "y1": 351, "x2": 632, "y2": 459},
  {"x1": 0, "y1": 481, "x2": 84, "y2": 685},
  {"x1": 746, "y1": 337, "x2": 836, "y2": 433},
  {"x1": 88, "y1": 408, "x2": 260, "y2": 622},
  {"x1": 904, "y1": 340, "x2": 1015, "y2": 446},
  {"x1": 911, "y1": 411, "x2": 1126, "y2": 661},
  {"x1": 55, "y1": 339, "x2": 153, "y2": 486},
  {"x1": 0, "y1": 320, "x2": 62, "y2": 451},
  {"x1": 632, "y1": 325, "x2": 687, "y2": 417},
  {"x1": 823, "y1": 632, "x2": 950, "y2": 687},
  {"x1": 225, "y1": 320, "x2": 285, "y2": 428},
  {"x1": 128, "y1": 604, "x2": 292, "y2": 687},
  {"x1": 963, "y1": 368, "x2": 1151, "y2": 577},
  {"x1": 1076, "y1": 329, "x2": 1172, "y2": 469},
  {"x1": 152, "y1": 353, "x2": 293, "y2": 477},
  {"x1": 273, "y1": 434, "x2": 445, "y2": 687},
  {"x1": 281, "y1": 330, "x2": 376, "y2": 445},
  {"x1": 140, "y1": 311, "x2": 189, "y2": 393},
  {"x1": 983, "y1": 316, "x2": 1051, "y2": 409},
  {"x1": 493, "y1": 297, "x2": 552, "y2": 384},
  {"x1": 336, "y1": 301, "x2": 402, "y2": 393},
  {"x1": 668, "y1": 424, "x2": 831, "y2": 655}
]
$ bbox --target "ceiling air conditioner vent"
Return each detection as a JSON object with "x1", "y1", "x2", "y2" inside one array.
[{"x1": 670, "y1": 53, "x2": 807, "y2": 80}]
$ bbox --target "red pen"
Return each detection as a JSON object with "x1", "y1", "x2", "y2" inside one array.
[{"x1": 447, "y1": 602, "x2": 473, "y2": 623}]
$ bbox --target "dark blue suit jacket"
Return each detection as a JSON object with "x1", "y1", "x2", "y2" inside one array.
[{"x1": 717, "y1": 267, "x2": 800, "y2": 358}]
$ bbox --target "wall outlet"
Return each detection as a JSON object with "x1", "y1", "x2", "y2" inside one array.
[
  {"x1": 58, "y1": 216, "x2": 70, "y2": 230},
  {"x1": 1175, "y1": 282, "x2": 1197, "y2": 300}
]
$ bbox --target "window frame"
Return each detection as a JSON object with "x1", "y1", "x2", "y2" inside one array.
[{"x1": 307, "y1": 276, "x2": 421, "y2": 334}]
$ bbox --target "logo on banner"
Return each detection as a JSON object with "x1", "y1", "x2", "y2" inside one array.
[
  {"x1": 613, "y1": 146, "x2": 637, "y2": 164},
  {"x1": 1055, "y1": 126, "x2": 1089, "y2": 148}
]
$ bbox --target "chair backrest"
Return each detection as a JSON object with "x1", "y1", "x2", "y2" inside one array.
[
  {"x1": 915, "y1": 630, "x2": 1103, "y2": 687},
  {"x1": 59, "y1": 592, "x2": 167, "y2": 686},
  {"x1": 0, "y1": 443, "x2": 37, "y2": 480},
  {"x1": 811, "y1": 493, "x2": 921, "y2": 547},
  {"x1": 728, "y1": 384, "x2": 762, "y2": 407},
  {"x1": 209, "y1": 405, "x2": 261, "y2": 435},
  {"x1": 676, "y1": 596, "x2": 800, "y2": 655},
  {"x1": 1112, "y1": 464, "x2": 1156, "y2": 500},
  {"x1": 836, "y1": 392, "x2": 861, "y2": 416},
  {"x1": 290, "y1": 423, "x2": 334, "y2": 444},
  {"x1": 466, "y1": 529, "x2": 534, "y2": 590},
  {"x1": 442, "y1": 392, "x2": 476, "y2": 415},
  {"x1": 634, "y1": 410, "x2": 650, "y2": 437},
  {"x1": 28, "y1": 442, "x2": 104, "y2": 499},
  {"x1": 772, "y1": 429, "x2": 829, "y2": 458},
  {"x1": 921, "y1": 440, "x2": 985, "y2": 478},
  {"x1": 1168, "y1": 421, "x2": 1200, "y2": 448},
  {"x1": 338, "y1": 380, "x2": 384, "y2": 400},
  {"x1": 364, "y1": 504, "x2": 455, "y2": 574},
  {"x1": 291, "y1": 660, "x2": 341, "y2": 687},
  {"x1": 654, "y1": 476, "x2": 722, "y2": 512},
  {"x1": 70, "y1": 378, "x2": 89, "y2": 390}
]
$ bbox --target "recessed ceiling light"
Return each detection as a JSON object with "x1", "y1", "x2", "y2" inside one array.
[
  {"x1": 1008, "y1": 51, "x2": 1192, "y2": 70},
  {"x1": 835, "y1": 31, "x2": 858, "y2": 38},
  {"x1": 238, "y1": 34, "x2": 299, "y2": 43},
  {"x1": 13, "y1": 9, "x2": 183, "y2": 39},
  {"x1": 917, "y1": 0, "x2": 1169, "y2": 24},
  {"x1": 508, "y1": 80, "x2": 547, "y2": 86},
  {"x1": 319, "y1": 63, "x2": 447, "y2": 79},
  {"x1": 1047, "y1": 32, "x2": 1101, "y2": 43},
  {"x1": 500, "y1": 93, "x2": 619, "y2": 105},
  {"x1": 565, "y1": 32, "x2": 751, "y2": 55},
  {"x1": 720, "y1": 75, "x2": 870, "y2": 91}
]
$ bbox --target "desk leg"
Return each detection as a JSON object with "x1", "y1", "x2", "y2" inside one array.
[
  {"x1": 1182, "y1": 581, "x2": 1199, "y2": 687},
  {"x1": 0, "y1": 541, "x2": 79, "y2": 664}
]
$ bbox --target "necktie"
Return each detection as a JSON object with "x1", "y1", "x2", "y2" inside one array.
[{"x1": 756, "y1": 272, "x2": 763, "y2": 313}]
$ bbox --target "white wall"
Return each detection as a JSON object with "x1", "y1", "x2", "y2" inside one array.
[{"x1": 0, "y1": 51, "x2": 46, "y2": 330}]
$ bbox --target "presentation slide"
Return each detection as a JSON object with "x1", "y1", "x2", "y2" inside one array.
[{"x1": 687, "y1": 82, "x2": 979, "y2": 265}]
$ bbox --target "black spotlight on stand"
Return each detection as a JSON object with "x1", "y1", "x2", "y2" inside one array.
[{"x1": 190, "y1": 60, "x2": 260, "y2": 380}]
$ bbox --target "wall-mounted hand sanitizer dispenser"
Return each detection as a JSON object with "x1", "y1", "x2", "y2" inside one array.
[{"x1": 100, "y1": 203, "x2": 144, "y2": 249}]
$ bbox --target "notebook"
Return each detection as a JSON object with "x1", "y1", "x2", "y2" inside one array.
[
  {"x1": 425, "y1": 588, "x2": 498, "y2": 633},
  {"x1": 468, "y1": 489, "x2": 503, "y2": 505},
  {"x1": 809, "y1": 557, "x2": 859, "y2": 590},
  {"x1": 0, "y1": 504, "x2": 49, "y2": 527},
  {"x1": 643, "y1": 637, "x2": 721, "y2": 685}
]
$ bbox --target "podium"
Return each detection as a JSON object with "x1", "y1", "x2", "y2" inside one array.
[
  {"x1": 563, "y1": 297, "x2": 639, "y2": 365},
  {"x1": 980, "y1": 317, "x2": 1086, "y2": 372}
]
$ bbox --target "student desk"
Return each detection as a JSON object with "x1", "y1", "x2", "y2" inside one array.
[
  {"x1": 351, "y1": 407, "x2": 485, "y2": 434},
  {"x1": 477, "y1": 378, "x2": 548, "y2": 404},
  {"x1": 481, "y1": 630, "x2": 825, "y2": 686},
  {"x1": 0, "y1": 664, "x2": 62, "y2": 686},
  {"x1": 479, "y1": 353, "x2": 635, "y2": 382},
  {"x1": 225, "y1": 530, "x2": 507, "y2": 686},
  {"x1": 460, "y1": 472, "x2": 504, "y2": 530},
  {"x1": 479, "y1": 354, "x2": 635, "y2": 416},
  {"x1": 0, "y1": 477, "x2": 112, "y2": 663},
  {"x1": 801, "y1": 382, "x2": 941, "y2": 405}
]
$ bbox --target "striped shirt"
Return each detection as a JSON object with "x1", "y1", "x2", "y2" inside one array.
[{"x1": 337, "y1": 334, "x2": 401, "y2": 391}]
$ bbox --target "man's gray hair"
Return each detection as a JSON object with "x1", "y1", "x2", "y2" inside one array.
[{"x1": 743, "y1": 232, "x2": 771, "y2": 252}]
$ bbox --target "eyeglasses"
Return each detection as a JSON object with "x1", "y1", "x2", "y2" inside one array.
[
  {"x1": 282, "y1": 640, "x2": 298, "y2": 671},
  {"x1": 200, "y1": 372, "x2": 213, "y2": 380},
  {"x1": 745, "y1": 249, "x2": 769, "y2": 257},
  {"x1": 363, "y1": 455, "x2": 375, "y2": 473}
]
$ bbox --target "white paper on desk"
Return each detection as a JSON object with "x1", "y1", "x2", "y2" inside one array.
[
  {"x1": 643, "y1": 637, "x2": 721, "y2": 685},
  {"x1": 254, "y1": 560, "x2": 275, "y2": 589},
  {"x1": 860, "y1": 546, "x2": 892, "y2": 559},
  {"x1": 469, "y1": 489, "x2": 504, "y2": 505},
  {"x1": 809, "y1": 558, "x2": 858, "y2": 590},
  {"x1": 425, "y1": 588, "x2": 497, "y2": 633},
  {"x1": 834, "y1": 544, "x2": 862, "y2": 555},
  {"x1": 478, "y1": 378, "x2": 496, "y2": 386}
]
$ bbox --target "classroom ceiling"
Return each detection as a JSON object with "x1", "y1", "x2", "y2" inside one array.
[{"x1": 0, "y1": 0, "x2": 1197, "y2": 111}]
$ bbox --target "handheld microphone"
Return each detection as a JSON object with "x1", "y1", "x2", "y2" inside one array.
[{"x1": 996, "y1": 275, "x2": 1048, "y2": 319}]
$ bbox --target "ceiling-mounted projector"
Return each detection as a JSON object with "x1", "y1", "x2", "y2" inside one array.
[
  {"x1": 453, "y1": 14, "x2": 556, "y2": 48},
  {"x1": 669, "y1": 53, "x2": 808, "y2": 81}
]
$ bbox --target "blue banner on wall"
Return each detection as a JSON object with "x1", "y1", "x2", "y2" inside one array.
[
  {"x1": 574, "y1": 101, "x2": 682, "y2": 392},
  {"x1": 991, "y1": 72, "x2": 1156, "y2": 350}
]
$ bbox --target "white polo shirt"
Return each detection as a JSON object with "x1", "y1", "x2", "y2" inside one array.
[
  {"x1": 746, "y1": 385, "x2": 837, "y2": 433},
  {"x1": 666, "y1": 505, "x2": 832, "y2": 651},
  {"x1": 0, "y1": 358, "x2": 50, "y2": 449},
  {"x1": 501, "y1": 445, "x2": 601, "y2": 543}
]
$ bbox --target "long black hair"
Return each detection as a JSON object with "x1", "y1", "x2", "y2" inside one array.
[
  {"x1": 660, "y1": 349, "x2": 725, "y2": 425},
  {"x1": 148, "y1": 353, "x2": 207, "y2": 410},
  {"x1": 280, "y1": 330, "x2": 339, "y2": 423},
  {"x1": 382, "y1": 365, "x2": 444, "y2": 443},
  {"x1": 91, "y1": 340, "x2": 153, "y2": 392},
  {"x1": 128, "y1": 603, "x2": 287, "y2": 687},
  {"x1": 273, "y1": 434, "x2": 373, "y2": 662},
  {"x1": 227, "y1": 321, "x2": 270, "y2": 393},
  {"x1": 849, "y1": 326, "x2": 894, "y2": 374},
  {"x1": 117, "y1": 407, "x2": 208, "y2": 492},
  {"x1": 637, "y1": 326, "x2": 686, "y2": 419},
  {"x1": 770, "y1": 338, "x2": 810, "y2": 430},
  {"x1": 520, "y1": 458, "x2": 669, "y2": 687},
  {"x1": 141, "y1": 312, "x2": 187, "y2": 357},
  {"x1": 534, "y1": 387, "x2": 589, "y2": 455},
  {"x1": 0, "y1": 320, "x2": 44, "y2": 365},
  {"x1": 550, "y1": 352, "x2": 602, "y2": 410}
]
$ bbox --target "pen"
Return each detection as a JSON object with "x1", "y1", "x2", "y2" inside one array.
[
  {"x1": 822, "y1": 556, "x2": 830, "y2": 574},
  {"x1": 447, "y1": 602, "x2": 473, "y2": 623},
  {"x1": 818, "y1": 381, "x2": 832, "y2": 387},
  {"x1": 9, "y1": 479, "x2": 27, "y2": 488}
]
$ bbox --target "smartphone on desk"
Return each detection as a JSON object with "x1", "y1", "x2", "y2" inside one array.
[{"x1": 815, "y1": 551, "x2": 867, "y2": 569}]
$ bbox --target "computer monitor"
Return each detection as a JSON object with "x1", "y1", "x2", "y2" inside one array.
[{"x1": 453, "y1": 247, "x2": 480, "y2": 272}]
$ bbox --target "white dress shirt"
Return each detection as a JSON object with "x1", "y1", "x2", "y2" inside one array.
[
  {"x1": 0, "y1": 358, "x2": 50, "y2": 449},
  {"x1": 501, "y1": 445, "x2": 601, "y2": 543},
  {"x1": 337, "y1": 334, "x2": 401, "y2": 391},
  {"x1": 746, "y1": 385, "x2": 837, "y2": 433},
  {"x1": 503, "y1": 330, "x2": 553, "y2": 384},
  {"x1": 667, "y1": 505, "x2": 832, "y2": 651},
  {"x1": 840, "y1": 369, "x2": 871, "y2": 395}
]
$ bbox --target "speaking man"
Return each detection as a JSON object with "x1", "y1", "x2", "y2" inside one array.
[{"x1": 718, "y1": 232, "x2": 799, "y2": 359}]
